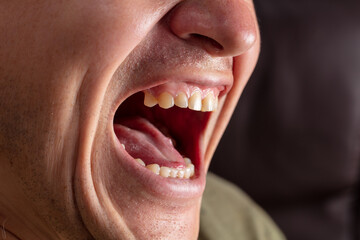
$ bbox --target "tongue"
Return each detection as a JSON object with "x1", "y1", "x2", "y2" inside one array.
[{"x1": 114, "y1": 117, "x2": 186, "y2": 168}]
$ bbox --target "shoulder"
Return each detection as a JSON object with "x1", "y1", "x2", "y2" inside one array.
[{"x1": 199, "y1": 173, "x2": 286, "y2": 240}]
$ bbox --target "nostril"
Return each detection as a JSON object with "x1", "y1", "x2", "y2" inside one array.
[
  {"x1": 190, "y1": 34, "x2": 224, "y2": 52},
  {"x1": 168, "y1": 0, "x2": 257, "y2": 57}
]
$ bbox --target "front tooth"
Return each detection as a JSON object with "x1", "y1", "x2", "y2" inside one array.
[
  {"x1": 158, "y1": 92, "x2": 174, "y2": 109},
  {"x1": 144, "y1": 91, "x2": 158, "y2": 107},
  {"x1": 177, "y1": 169, "x2": 185, "y2": 178},
  {"x1": 170, "y1": 169, "x2": 178, "y2": 178},
  {"x1": 174, "y1": 92, "x2": 188, "y2": 108},
  {"x1": 146, "y1": 164, "x2": 160, "y2": 175},
  {"x1": 214, "y1": 96, "x2": 218, "y2": 110},
  {"x1": 188, "y1": 91, "x2": 202, "y2": 111},
  {"x1": 160, "y1": 166, "x2": 171, "y2": 177},
  {"x1": 201, "y1": 93, "x2": 216, "y2": 112},
  {"x1": 135, "y1": 158, "x2": 146, "y2": 167}
]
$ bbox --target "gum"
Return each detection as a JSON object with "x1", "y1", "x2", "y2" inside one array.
[{"x1": 144, "y1": 82, "x2": 222, "y2": 99}]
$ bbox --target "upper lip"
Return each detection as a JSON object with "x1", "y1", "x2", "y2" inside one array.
[{"x1": 113, "y1": 67, "x2": 234, "y2": 111}]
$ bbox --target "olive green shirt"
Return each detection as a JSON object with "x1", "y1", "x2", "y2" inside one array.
[{"x1": 199, "y1": 173, "x2": 286, "y2": 240}]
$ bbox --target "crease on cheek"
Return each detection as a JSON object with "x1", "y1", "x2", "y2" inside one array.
[
  {"x1": 204, "y1": 3, "x2": 260, "y2": 161},
  {"x1": 37, "y1": 73, "x2": 83, "y2": 181},
  {"x1": 204, "y1": 39, "x2": 260, "y2": 164}
]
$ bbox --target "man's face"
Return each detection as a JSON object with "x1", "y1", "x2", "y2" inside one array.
[{"x1": 0, "y1": 0, "x2": 259, "y2": 239}]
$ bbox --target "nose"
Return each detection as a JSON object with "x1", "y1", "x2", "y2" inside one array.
[{"x1": 169, "y1": 0, "x2": 257, "y2": 57}]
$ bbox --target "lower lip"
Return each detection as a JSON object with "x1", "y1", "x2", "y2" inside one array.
[{"x1": 111, "y1": 130, "x2": 206, "y2": 200}]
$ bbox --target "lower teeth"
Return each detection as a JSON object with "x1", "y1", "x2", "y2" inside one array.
[
  {"x1": 121, "y1": 143, "x2": 195, "y2": 179},
  {"x1": 135, "y1": 156, "x2": 195, "y2": 179}
]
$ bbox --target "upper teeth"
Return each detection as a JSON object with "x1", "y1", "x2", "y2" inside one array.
[{"x1": 144, "y1": 91, "x2": 218, "y2": 112}]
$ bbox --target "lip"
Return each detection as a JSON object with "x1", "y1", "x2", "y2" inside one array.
[
  {"x1": 109, "y1": 71, "x2": 232, "y2": 200},
  {"x1": 112, "y1": 68, "x2": 233, "y2": 107},
  {"x1": 155, "y1": 69, "x2": 234, "y2": 97}
]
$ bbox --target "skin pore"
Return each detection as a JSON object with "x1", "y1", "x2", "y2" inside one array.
[{"x1": 0, "y1": 0, "x2": 259, "y2": 239}]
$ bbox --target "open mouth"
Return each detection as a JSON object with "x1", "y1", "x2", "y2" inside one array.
[{"x1": 113, "y1": 82, "x2": 223, "y2": 182}]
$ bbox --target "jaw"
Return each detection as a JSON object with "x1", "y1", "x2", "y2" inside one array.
[
  {"x1": 72, "y1": 18, "x2": 260, "y2": 240},
  {"x1": 73, "y1": 54, "x2": 259, "y2": 240},
  {"x1": 73, "y1": 73, "x2": 231, "y2": 239}
]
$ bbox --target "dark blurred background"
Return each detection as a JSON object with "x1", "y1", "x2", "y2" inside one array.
[{"x1": 210, "y1": 1, "x2": 360, "y2": 239}]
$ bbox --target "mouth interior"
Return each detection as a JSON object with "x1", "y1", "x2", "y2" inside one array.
[{"x1": 114, "y1": 92, "x2": 211, "y2": 173}]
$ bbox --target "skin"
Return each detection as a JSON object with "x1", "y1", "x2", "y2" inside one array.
[{"x1": 0, "y1": 0, "x2": 260, "y2": 239}]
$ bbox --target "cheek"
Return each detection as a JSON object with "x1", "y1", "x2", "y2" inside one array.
[
  {"x1": 60, "y1": 0, "x2": 180, "y2": 70},
  {"x1": 0, "y1": 0, "x2": 176, "y2": 176}
]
